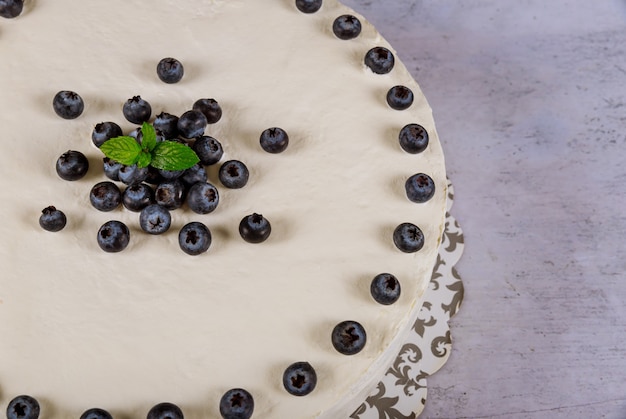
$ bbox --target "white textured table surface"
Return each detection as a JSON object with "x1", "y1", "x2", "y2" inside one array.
[{"x1": 343, "y1": 1, "x2": 626, "y2": 418}]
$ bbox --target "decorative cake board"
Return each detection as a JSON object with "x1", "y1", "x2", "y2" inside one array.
[{"x1": 352, "y1": 179, "x2": 464, "y2": 418}]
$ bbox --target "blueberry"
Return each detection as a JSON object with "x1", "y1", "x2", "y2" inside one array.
[
  {"x1": 123, "y1": 183, "x2": 154, "y2": 211},
  {"x1": 53, "y1": 90, "x2": 84, "y2": 119},
  {"x1": 155, "y1": 180, "x2": 185, "y2": 210},
  {"x1": 90, "y1": 181, "x2": 122, "y2": 212},
  {"x1": 331, "y1": 320, "x2": 367, "y2": 355},
  {"x1": 56, "y1": 150, "x2": 89, "y2": 181},
  {"x1": 92, "y1": 121, "x2": 123, "y2": 148},
  {"x1": 123, "y1": 96, "x2": 152, "y2": 124},
  {"x1": 405, "y1": 173, "x2": 435, "y2": 203},
  {"x1": 219, "y1": 388, "x2": 254, "y2": 419},
  {"x1": 153, "y1": 112, "x2": 180, "y2": 140},
  {"x1": 157, "y1": 57, "x2": 184, "y2": 84},
  {"x1": 180, "y1": 163, "x2": 208, "y2": 187},
  {"x1": 239, "y1": 213, "x2": 271, "y2": 243},
  {"x1": 393, "y1": 222, "x2": 424, "y2": 253},
  {"x1": 0, "y1": 0, "x2": 23, "y2": 18},
  {"x1": 146, "y1": 402, "x2": 184, "y2": 419},
  {"x1": 39, "y1": 206, "x2": 67, "y2": 232},
  {"x1": 370, "y1": 273, "x2": 401, "y2": 305},
  {"x1": 139, "y1": 204, "x2": 171, "y2": 235},
  {"x1": 97, "y1": 220, "x2": 130, "y2": 253},
  {"x1": 145, "y1": 166, "x2": 165, "y2": 185},
  {"x1": 158, "y1": 168, "x2": 184, "y2": 180},
  {"x1": 386, "y1": 85, "x2": 414, "y2": 110},
  {"x1": 128, "y1": 127, "x2": 142, "y2": 141},
  {"x1": 219, "y1": 160, "x2": 249, "y2": 189},
  {"x1": 178, "y1": 222, "x2": 211, "y2": 255},
  {"x1": 118, "y1": 164, "x2": 150, "y2": 185},
  {"x1": 364, "y1": 47, "x2": 395, "y2": 75},
  {"x1": 295, "y1": 0, "x2": 322, "y2": 14},
  {"x1": 283, "y1": 362, "x2": 317, "y2": 396},
  {"x1": 332, "y1": 15, "x2": 361, "y2": 40},
  {"x1": 193, "y1": 136, "x2": 223, "y2": 165},
  {"x1": 103, "y1": 157, "x2": 123, "y2": 181},
  {"x1": 259, "y1": 127, "x2": 289, "y2": 154},
  {"x1": 6, "y1": 395, "x2": 40, "y2": 419},
  {"x1": 193, "y1": 98, "x2": 222, "y2": 124},
  {"x1": 398, "y1": 123, "x2": 429, "y2": 154},
  {"x1": 187, "y1": 182, "x2": 219, "y2": 214},
  {"x1": 177, "y1": 110, "x2": 207, "y2": 139},
  {"x1": 79, "y1": 408, "x2": 113, "y2": 419}
]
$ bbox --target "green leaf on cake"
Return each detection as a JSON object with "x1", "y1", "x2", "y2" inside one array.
[
  {"x1": 99, "y1": 122, "x2": 200, "y2": 171},
  {"x1": 140, "y1": 121, "x2": 157, "y2": 152},
  {"x1": 136, "y1": 150, "x2": 153, "y2": 168},
  {"x1": 151, "y1": 141, "x2": 200, "y2": 171},
  {"x1": 100, "y1": 136, "x2": 142, "y2": 166}
]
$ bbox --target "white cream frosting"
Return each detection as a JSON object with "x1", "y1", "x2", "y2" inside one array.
[{"x1": 0, "y1": 1, "x2": 446, "y2": 418}]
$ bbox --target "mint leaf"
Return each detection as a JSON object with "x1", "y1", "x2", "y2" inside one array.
[
  {"x1": 136, "y1": 150, "x2": 152, "y2": 168},
  {"x1": 140, "y1": 122, "x2": 157, "y2": 152},
  {"x1": 151, "y1": 141, "x2": 200, "y2": 171},
  {"x1": 100, "y1": 136, "x2": 142, "y2": 166}
]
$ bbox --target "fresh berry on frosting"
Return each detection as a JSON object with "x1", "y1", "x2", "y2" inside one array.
[
  {"x1": 193, "y1": 98, "x2": 223, "y2": 124},
  {"x1": 177, "y1": 110, "x2": 208, "y2": 139},
  {"x1": 331, "y1": 320, "x2": 367, "y2": 355},
  {"x1": 139, "y1": 204, "x2": 172, "y2": 235},
  {"x1": 122, "y1": 183, "x2": 155, "y2": 211},
  {"x1": 157, "y1": 57, "x2": 184, "y2": 84},
  {"x1": 153, "y1": 112, "x2": 180, "y2": 140},
  {"x1": 332, "y1": 14, "x2": 362, "y2": 40},
  {"x1": 123, "y1": 96, "x2": 152, "y2": 124},
  {"x1": 52, "y1": 91, "x2": 84, "y2": 119},
  {"x1": 103, "y1": 157, "x2": 123, "y2": 181},
  {"x1": 92, "y1": 122, "x2": 123, "y2": 148},
  {"x1": 398, "y1": 123, "x2": 429, "y2": 154},
  {"x1": 219, "y1": 388, "x2": 254, "y2": 419},
  {"x1": 193, "y1": 136, "x2": 224, "y2": 165},
  {"x1": 187, "y1": 182, "x2": 220, "y2": 214},
  {"x1": 146, "y1": 402, "x2": 184, "y2": 419},
  {"x1": 118, "y1": 164, "x2": 150, "y2": 185},
  {"x1": 155, "y1": 179, "x2": 185, "y2": 210},
  {"x1": 370, "y1": 273, "x2": 401, "y2": 305},
  {"x1": 283, "y1": 362, "x2": 317, "y2": 396},
  {"x1": 89, "y1": 181, "x2": 122, "y2": 212},
  {"x1": 219, "y1": 160, "x2": 249, "y2": 189},
  {"x1": 239, "y1": 213, "x2": 272, "y2": 243},
  {"x1": 97, "y1": 220, "x2": 130, "y2": 252},
  {"x1": 393, "y1": 222, "x2": 425, "y2": 253},
  {"x1": 178, "y1": 221, "x2": 212, "y2": 255},
  {"x1": 386, "y1": 85, "x2": 414, "y2": 110},
  {"x1": 6, "y1": 395, "x2": 40, "y2": 419},
  {"x1": 39, "y1": 206, "x2": 67, "y2": 232},
  {"x1": 259, "y1": 127, "x2": 289, "y2": 154},
  {"x1": 56, "y1": 150, "x2": 89, "y2": 181},
  {"x1": 405, "y1": 173, "x2": 436, "y2": 203},
  {"x1": 364, "y1": 46, "x2": 395, "y2": 74},
  {"x1": 79, "y1": 408, "x2": 113, "y2": 419},
  {"x1": 295, "y1": 0, "x2": 322, "y2": 14},
  {"x1": 180, "y1": 163, "x2": 208, "y2": 187}
]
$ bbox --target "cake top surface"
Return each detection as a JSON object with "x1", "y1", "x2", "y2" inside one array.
[{"x1": 0, "y1": 1, "x2": 446, "y2": 417}]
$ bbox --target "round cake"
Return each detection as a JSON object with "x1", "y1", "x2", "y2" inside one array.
[{"x1": 0, "y1": 1, "x2": 447, "y2": 418}]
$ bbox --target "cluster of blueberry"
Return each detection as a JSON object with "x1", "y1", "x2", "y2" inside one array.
[{"x1": 42, "y1": 77, "x2": 282, "y2": 255}]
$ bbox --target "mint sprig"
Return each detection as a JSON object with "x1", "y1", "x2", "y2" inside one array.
[{"x1": 100, "y1": 122, "x2": 200, "y2": 171}]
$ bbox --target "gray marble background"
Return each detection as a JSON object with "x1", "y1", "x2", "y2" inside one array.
[{"x1": 342, "y1": 1, "x2": 626, "y2": 418}]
